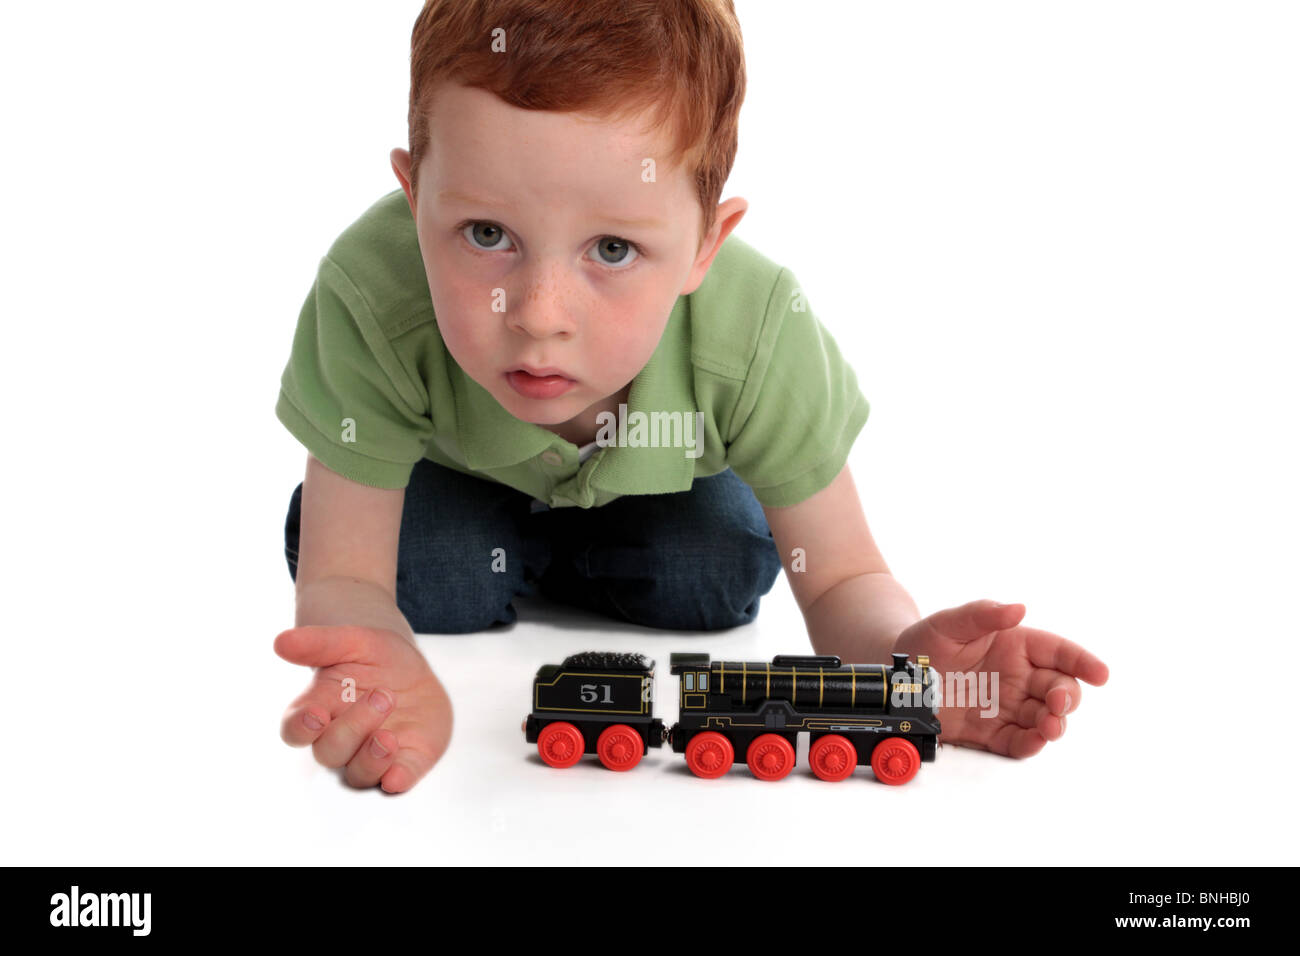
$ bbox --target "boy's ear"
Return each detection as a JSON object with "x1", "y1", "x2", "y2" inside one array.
[
  {"x1": 390, "y1": 148, "x2": 417, "y2": 219},
  {"x1": 682, "y1": 196, "x2": 748, "y2": 296}
]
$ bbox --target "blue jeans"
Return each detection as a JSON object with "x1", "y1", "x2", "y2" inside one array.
[{"x1": 283, "y1": 459, "x2": 782, "y2": 633}]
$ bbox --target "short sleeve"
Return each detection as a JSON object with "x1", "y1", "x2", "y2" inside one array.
[
  {"x1": 725, "y1": 267, "x2": 870, "y2": 507},
  {"x1": 275, "y1": 256, "x2": 434, "y2": 488}
]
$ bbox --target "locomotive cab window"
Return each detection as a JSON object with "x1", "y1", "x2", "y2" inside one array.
[
  {"x1": 698, "y1": 673, "x2": 708, "y2": 691},
  {"x1": 685, "y1": 673, "x2": 695, "y2": 691}
]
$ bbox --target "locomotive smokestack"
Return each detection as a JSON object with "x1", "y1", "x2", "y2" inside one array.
[{"x1": 891, "y1": 652, "x2": 909, "y2": 671}]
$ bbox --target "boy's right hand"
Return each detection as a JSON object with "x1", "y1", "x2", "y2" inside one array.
[{"x1": 274, "y1": 625, "x2": 452, "y2": 793}]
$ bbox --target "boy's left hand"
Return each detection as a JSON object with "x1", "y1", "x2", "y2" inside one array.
[{"x1": 894, "y1": 600, "x2": 1109, "y2": 758}]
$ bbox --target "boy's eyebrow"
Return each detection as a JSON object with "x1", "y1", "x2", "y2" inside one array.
[
  {"x1": 438, "y1": 189, "x2": 666, "y2": 230},
  {"x1": 602, "y1": 211, "x2": 667, "y2": 230},
  {"x1": 439, "y1": 189, "x2": 510, "y2": 208}
]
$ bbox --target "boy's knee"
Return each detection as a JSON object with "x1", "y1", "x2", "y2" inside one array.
[
  {"x1": 395, "y1": 525, "x2": 538, "y2": 634},
  {"x1": 397, "y1": 567, "x2": 521, "y2": 634},
  {"x1": 670, "y1": 531, "x2": 782, "y2": 629},
  {"x1": 588, "y1": 526, "x2": 781, "y2": 631},
  {"x1": 573, "y1": 468, "x2": 782, "y2": 630}
]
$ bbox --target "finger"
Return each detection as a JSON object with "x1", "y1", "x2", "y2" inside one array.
[
  {"x1": 1016, "y1": 697, "x2": 1066, "y2": 743},
  {"x1": 273, "y1": 625, "x2": 374, "y2": 668},
  {"x1": 983, "y1": 720, "x2": 1049, "y2": 759},
  {"x1": 1025, "y1": 671, "x2": 1082, "y2": 717},
  {"x1": 926, "y1": 600, "x2": 1027, "y2": 644},
  {"x1": 1023, "y1": 629, "x2": 1110, "y2": 686},
  {"x1": 313, "y1": 688, "x2": 395, "y2": 768},
  {"x1": 379, "y1": 745, "x2": 435, "y2": 794},
  {"x1": 344, "y1": 729, "x2": 400, "y2": 788},
  {"x1": 940, "y1": 695, "x2": 1047, "y2": 759},
  {"x1": 377, "y1": 684, "x2": 454, "y2": 794},
  {"x1": 280, "y1": 682, "x2": 348, "y2": 747}
]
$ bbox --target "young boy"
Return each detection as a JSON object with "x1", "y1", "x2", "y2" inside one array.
[{"x1": 274, "y1": 0, "x2": 1108, "y2": 793}]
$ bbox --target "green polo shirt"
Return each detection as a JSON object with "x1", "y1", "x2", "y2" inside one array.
[{"x1": 275, "y1": 189, "x2": 869, "y2": 509}]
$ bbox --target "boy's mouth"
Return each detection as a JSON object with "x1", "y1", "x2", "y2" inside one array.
[{"x1": 506, "y1": 365, "x2": 576, "y2": 400}]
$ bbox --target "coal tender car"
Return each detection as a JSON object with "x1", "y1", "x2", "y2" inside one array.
[
  {"x1": 525, "y1": 650, "x2": 940, "y2": 784},
  {"x1": 523, "y1": 651, "x2": 665, "y2": 771}
]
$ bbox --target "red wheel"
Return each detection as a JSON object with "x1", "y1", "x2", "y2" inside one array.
[
  {"x1": 809, "y1": 734, "x2": 858, "y2": 782},
  {"x1": 537, "y1": 722, "x2": 585, "y2": 769},
  {"x1": 870, "y1": 737, "x2": 921, "y2": 785},
  {"x1": 685, "y1": 731, "x2": 734, "y2": 779},
  {"x1": 746, "y1": 733, "x2": 795, "y2": 782},
  {"x1": 596, "y1": 724, "x2": 644, "y2": 771}
]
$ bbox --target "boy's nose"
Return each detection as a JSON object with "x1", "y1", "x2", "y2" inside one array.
[
  {"x1": 508, "y1": 266, "x2": 579, "y2": 338},
  {"x1": 508, "y1": 306, "x2": 575, "y2": 340}
]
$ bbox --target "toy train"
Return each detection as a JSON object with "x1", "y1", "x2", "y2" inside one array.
[{"x1": 522, "y1": 650, "x2": 942, "y2": 784}]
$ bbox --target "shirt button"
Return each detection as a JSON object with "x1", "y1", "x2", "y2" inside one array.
[{"x1": 540, "y1": 450, "x2": 563, "y2": 466}]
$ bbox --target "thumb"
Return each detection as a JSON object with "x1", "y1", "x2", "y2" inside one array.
[
  {"x1": 928, "y1": 600, "x2": 1025, "y2": 644},
  {"x1": 273, "y1": 625, "x2": 374, "y2": 667}
]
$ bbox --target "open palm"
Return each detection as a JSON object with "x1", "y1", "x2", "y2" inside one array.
[
  {"x1": 895, "y1": 600, "x2": 1109, "y2": 758},
  {"x1": 275, "y1": 625, "x2": 453, "y2": 793}
]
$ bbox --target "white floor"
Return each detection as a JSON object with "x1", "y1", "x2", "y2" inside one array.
[{"x1": 14, "y1": 564, "x2": 1293, "y2": 866}]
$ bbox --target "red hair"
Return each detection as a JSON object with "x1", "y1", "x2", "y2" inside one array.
[{"x1": 405, "y1": 0, "x2": 746, "y2": 240}]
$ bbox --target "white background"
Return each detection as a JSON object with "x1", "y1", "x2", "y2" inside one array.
[{"x1": 2, "y1": 1, "x2": 1295, "y2": 865}]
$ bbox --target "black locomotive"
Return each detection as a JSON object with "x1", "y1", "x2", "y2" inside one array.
[{"x1": 523, "y1": 649, "x2": 941, "y2": 784}]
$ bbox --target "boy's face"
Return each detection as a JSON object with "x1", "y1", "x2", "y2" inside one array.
[{"x1": 391, "y1": 83, "x2": 745, "y2": 441}]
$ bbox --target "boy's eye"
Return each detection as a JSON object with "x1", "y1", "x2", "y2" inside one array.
[
  {"x1": 462, "y1": 221, "x2": 513, "y2": 252},
  {"x1": 588, "y1": 236, "x2": 639, "y2": 269},
  {"x1": 460, "y1": 221, "x2": 639, "y2": 269}
]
